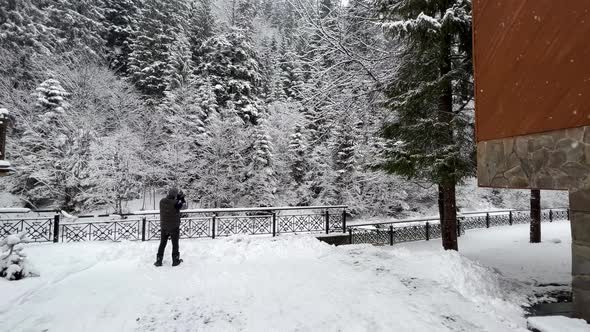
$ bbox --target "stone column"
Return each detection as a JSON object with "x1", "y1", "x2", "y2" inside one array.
[{"x1": 569, "y1": 188, "x2": 590, "y2": 321}]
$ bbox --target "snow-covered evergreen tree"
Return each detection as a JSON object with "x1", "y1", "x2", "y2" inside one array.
[
  {"x1": 277, "y1": 45, "x2": 303, "y2": 101},
  {"x1": 127, "y1": 0, "x2": 189, "y2": 100},
  {"x1": 288, "y1": 124, "x2": 307, "y2": 186},
  {"x1": 333, "y1": 120, "x2": 357, "y2": 203},
  {"x1": 85, "y1": 130, "x2": 143, "y2": 213},
  {"x1": 198, "y1": 27, "x2": 264, "y2": 124},
  {"x1": 286, "y1": 124, "x2": 310, "y2": 205},
  {"x1": 0, "y1": 232, "x2": 38, "y2": 280},
  {"x1": 164, "y1": 34, "x2": 195, "y2": 91},
  {"x1": 256, "y1": 37, "x2": 278, "y2": 102},
  {"x1": 307, "y1": 144, "x2": 338, "y2": 205},
  {"x1": 0, "y1": 0, "x2": 57, "y2": 54},
  {"x1": 158, "y1": 78, "x2": 208, "y2": 191},
  {"x1": 227, "y1": 0, "x2": 258, "y2": 34},
  {"x1": 264, "y1": 101, "x2": 306, "y2": 206},
  {"x1": 35, "y1": 78, "x2": 69, "y2": 113},
  {"x1": 244, "y1": 118, "x2": 277, "y2": 207},
  {"x1": 103, "y1": 0, "x2": 139, "y2": 74},
  {"x1": 194, "y1": 78, "x2": 219, "y2": 119},
  {"x1": 160, "y1": 82, "x2": 207, "y2": 139},
  {"x1": 127, "y1": 4, "x2": 172, "y2": 99},
  {"x1": 376, "y1": 0, "x2": 475, "y2": 250},
  {"x1": 46, "y1": 0, "x2": 106, "y2": 56},
  {"x1": 13, "y1": 78, "x2": 96, "y2": 211},
  {"x1": 193, "y1": 107, "x2": 249, "y2": 208},
  {"x1": 14, "y1": 78, "x2": 70, "y2": 205},
  {"x1": 187, "y1": 0, "x2": 216, "y2": 62}
]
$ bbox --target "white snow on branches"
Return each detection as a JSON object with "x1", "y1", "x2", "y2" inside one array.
[
  {"x1": 0, "y1": 232, "x2": 39, "y2": 280},
  {"x1": 383, "y1": 12, "x2": 441, "y2": 34}
]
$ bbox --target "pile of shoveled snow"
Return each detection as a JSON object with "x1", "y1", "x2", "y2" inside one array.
[
  {"x1": 397, "y1": 221, "x2": 573, "y2": 300},
  {"x1": 1, "y1": 235, "x2": 531, "y2": 331}
]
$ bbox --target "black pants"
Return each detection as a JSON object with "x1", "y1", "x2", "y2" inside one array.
[{"x1": 157, "y1": 229, "x2": 180, "y2": 257}]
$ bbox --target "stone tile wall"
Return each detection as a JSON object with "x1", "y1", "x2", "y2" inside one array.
[
  {"x1": 477, "y1": 126, "x2": 590, "y2": 189},
  {"x1": 478, "y1": 126, "x2": 590, "y2": 320},
  {"x1": 570, "y1": 189, "x2": 590, "y2": 320}
]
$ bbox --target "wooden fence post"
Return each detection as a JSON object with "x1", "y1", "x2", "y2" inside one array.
[
  {"x1": 348, "y1": 228, "x2": 353, "y2": 245},
  {"x1": 549, "y1": 209, "x2": 553, "y2": 222},
  {"x1": 425, "y1": 222, "x2": 430, "y2": 241},
  {"x1": 325, "y1": 210, "x2": 330, "y2": 234},
  {"x1": 509, "y1": 211, "x2": 513, "y2": 225},
  {"x1": 486, "y1": 213, "x2": 490, "y2": 228},
  {"x1": 342, "y1": 209, "x2": 347, "y2": 233}
]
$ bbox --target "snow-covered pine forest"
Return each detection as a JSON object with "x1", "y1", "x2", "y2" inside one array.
[{"x1": 0, "y1": 0, "x2": 565, "y2": 215}]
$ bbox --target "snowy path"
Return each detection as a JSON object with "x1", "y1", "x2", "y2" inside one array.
[{"x1": 0, "y1": 221, "x2": 572, "y2": 332}]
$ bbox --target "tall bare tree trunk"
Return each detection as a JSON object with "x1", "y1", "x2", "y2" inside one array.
[
  {"x1": 141, "y1": 185, "x2": 146, "y2": 210},
  {"x1": 530, "y1": 189, "x2": 541, "y2": 243}
]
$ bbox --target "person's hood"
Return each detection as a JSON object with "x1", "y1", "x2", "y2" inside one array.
[{"x1": 167, "y1": 187, "x2": 179, "y2": 199}]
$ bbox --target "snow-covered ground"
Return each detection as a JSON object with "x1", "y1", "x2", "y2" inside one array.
[
  {"x1": 0, "y1": 221, "x2": 575, "y2": 331},
  {"x1": 527, "y1": 316, "x2": 590, "y2": 332},
  {"x1": 396, "y1": 221, "x2": 572, "y2": 288}
]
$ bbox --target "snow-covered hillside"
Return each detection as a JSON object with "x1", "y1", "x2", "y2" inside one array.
[{"x1": 0, "y1": 221, "x2": 575, "y2": 331}]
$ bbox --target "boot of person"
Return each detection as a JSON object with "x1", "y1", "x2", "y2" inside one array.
[
  {"x1": 154, "y1": 254, "x2": 163, "y2": 267},
  {"x1": 172, "y1": 253, "x2": 183, "y2": 266}
]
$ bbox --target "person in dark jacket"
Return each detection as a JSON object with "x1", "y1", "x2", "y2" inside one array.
[{"x1": 154, "y1": 187, "x2": 186, "y2": 267}]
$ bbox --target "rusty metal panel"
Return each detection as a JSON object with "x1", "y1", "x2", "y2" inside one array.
[{"x1": 473, "y1": 0, "x2": 590, "y2": 142}]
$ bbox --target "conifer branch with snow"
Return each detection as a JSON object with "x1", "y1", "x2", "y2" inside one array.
[{"x1": 0, "y1": 232, "x2": 39, "y2": 281}]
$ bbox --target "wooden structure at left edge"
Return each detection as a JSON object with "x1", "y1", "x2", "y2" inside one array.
[
  {"x1": 0, "y1": 109, "x2": 14, "y2": 176},
  {"x1": 472, "y1": 0, "x2": 590, "y2": 320}
]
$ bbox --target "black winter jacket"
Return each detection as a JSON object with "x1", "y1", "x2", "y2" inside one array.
[{"x1": 159, "y1": 195, "x2": 185, "y2": 232}]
